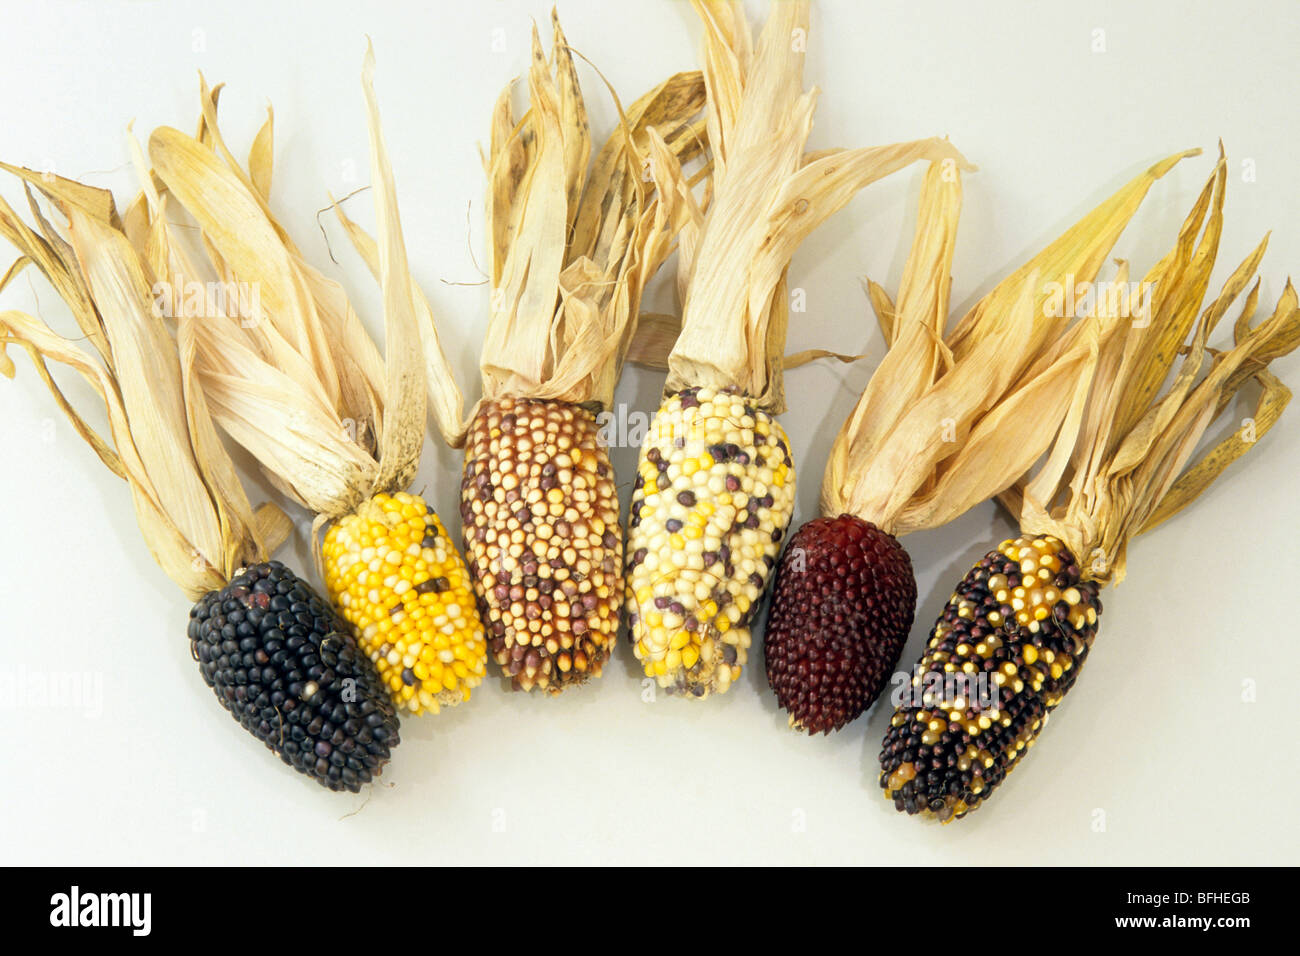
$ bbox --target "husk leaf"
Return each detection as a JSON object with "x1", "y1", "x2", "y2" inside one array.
[
  {"x1": 822, "y1": 150, "x2": 1199, "y2": 533},
  {"x1": 664, "y1": 0, "x2": 972, "y2": 413},
  {"x1": 0, "y1": 174, "x2": 115, "y2": 362},
  {"x1": 142, "y1": 51, "x2": 428, "y2": 519},
  {"x1": 328, "y1": 198, "x2": 464, "y2": 447},
  {"x1": 359, "y1": 42, "x2": 425, "y2": 496},
  {"x1": 0, "y1": 179, "x2": 280, "y2": 600},
  {"x1": 477, "y1": 14, "x2": 708, "y2": 410},
  {"x1": 945, "y1": 149, "x2": 1201, "y2": 358},
  {"x1": 1005, "y1": 155, "x2": 1300, "y2": 585}
]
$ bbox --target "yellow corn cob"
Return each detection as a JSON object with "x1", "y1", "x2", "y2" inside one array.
[
  {"x1": 459, "y1": 397, "x2": 623, "y2": 693},
  {"x1": 625, "y1": 386, "x2": 796, "y2": 697},
  {"x1": 322, "y1": 491, "x2": 487, "y2": 715}
]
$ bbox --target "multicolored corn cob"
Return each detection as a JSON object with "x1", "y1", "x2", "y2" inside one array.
[
  {"x1": 459, "y1": 17, "x2": 706, "y2": 693},
  {"x1": 460, "y1": 398, "x2": 622, "y2": 692},
  {"x1": 621, "y1": 2, "x2": 966, "y2": 700},
  {"x1": 763, "y1": 514, "x2": 916, "y2": 732},
  {"x1": 322, "y1": 491, "x2": 487, "y2": 714},
  {"x1": 879, "y1": 535, "x2": 1101, "y2": 821},
  {"x1": 876, "y1": 150, "x2": 1300, "y2": 819},
  {"x1": 625, "y1": 386, "x2": 796, "y2": 696}
]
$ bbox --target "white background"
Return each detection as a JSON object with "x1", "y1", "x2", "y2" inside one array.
[{"x1": 1, "y1": 0, "x2": 1296, "y2": 865}]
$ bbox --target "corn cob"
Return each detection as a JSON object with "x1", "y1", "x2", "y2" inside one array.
[
  {"x1": 879, "y1": 152, "x2": 1300, "y2": 820},
  {"x1": 463, "y1": 18, "x2": 708, "y2": 693},
  {"x1": 625, "y1": 386, "x2": 795, "y2": 696},
  {"x1": 0, "y1": 166, "x2": 399, "y2": 792},
  {"x1": 134, "y1": 54, "x2": 490, "y2": 717},
  {"x1": 191, "y1": 561, "x2": 401, "y2": 792},
  {"x1": 626, "y1": 1, "x2": 967, "y2": 697},
  {"x1": 323, "y1": 492, "x2": 486, "y2": 713},
  {"x1": 763, "y1": 515, "x2": 914, "y2": 732},
  {"x1": 762, "y1": 150, "x2": 1201, "y2": 732},
  {"x1": 879, "y1": 535, "x2": 1100, "y2": 819},
  {"x1": 461, "y1": 398, "x2": 621, "y2": 692}
]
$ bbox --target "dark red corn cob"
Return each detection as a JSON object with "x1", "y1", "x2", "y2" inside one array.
[
  {"x1": 879, "y1": 534, "x2": 1102, "y2": 821},
  {"x1": 763, "y1": 514, "x2": 917, "y2": 734}
]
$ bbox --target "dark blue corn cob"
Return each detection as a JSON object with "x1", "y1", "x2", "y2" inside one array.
[{"x1": 189, "y1": 561, "x2": 400, "y2": 792}]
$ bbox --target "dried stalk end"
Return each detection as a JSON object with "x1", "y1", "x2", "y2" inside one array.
[
  {"x1": 460, "y1": 398, "x2": 622, "y2": 693},
  {"x1": 0, "y1": 170, "x2": 283, "y2": 599},
  {"x1": 1003, "y1": 149, "x2": 1300, "y2": 584},
  {"x1": 478, "y1": 13, "x2": 707, "y2": 410},
  {"x1": 664, "y1": 0, "x2": 970, "y2": 412},
  {"x1": 824, "y1": 150, "x2": 1201, "y2": 536}
]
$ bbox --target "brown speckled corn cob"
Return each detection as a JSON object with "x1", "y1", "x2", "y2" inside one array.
[{"x1": 460, "y1": 397, "x2": 622, "y2": 692}]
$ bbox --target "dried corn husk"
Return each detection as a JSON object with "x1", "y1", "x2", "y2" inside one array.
[
  {"x1": 1003, "y1": 150, "x2": 1300, "y2": 584},
  {"x1": 135, "y1": 45, "x2": 434, "y2": 521},
  {"x1": 662, "y1": 0, "x2": 972, "y2": 413},
  {"x1": 626, "y1": 310, "x2": 864, "y2": 372},
  {"x1": 0, "y1": 173, "x2": 289, "y2": 600},
  {"x1": 822, "y1": 150, "x2": 1203, "y2": 535},
  {"x1": 475, "y1": 12, "x2": 708, "y2": 410}
]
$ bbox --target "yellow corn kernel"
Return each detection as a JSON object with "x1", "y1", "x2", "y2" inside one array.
[{"x1": 322, "y1": 492, "x2": 488, "y2": 716}]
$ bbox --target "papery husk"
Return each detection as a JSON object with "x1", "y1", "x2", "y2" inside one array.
[
  {"x1": 476, "y1": 12, "x2": 708, "y2": 412},
  {"x1": 0, "y1": 174, "x2": 115, "y2": 364},
  {"x1": 137, "y1": 45, "x2": 430, "y2": 521},
  {"x1": 0, "y1": 174, "x2": 288, "y2": 601},
  {"x1": 820, "y1": 150, "x2": 1201, "y2": 535},
  {"x1": 1003, "y1": 151, "x2": 1300, "y2": 585},
  {"x1": 626, "y1": 310, "x2": 865, "y2": 371},
  {"x1": 662, "y1": 0, "x2": 972, "y2": 413},
  {"x1": 328, "y1": 200, "x2": 464, "y2": 448}
]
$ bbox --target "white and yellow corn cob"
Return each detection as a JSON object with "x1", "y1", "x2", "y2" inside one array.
[{"x1": 625, "y1": 386, "x2": 795, "y2": 696}]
